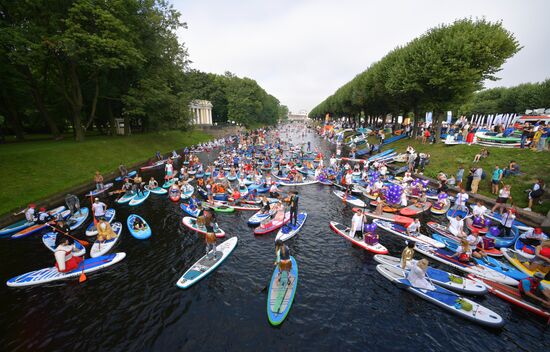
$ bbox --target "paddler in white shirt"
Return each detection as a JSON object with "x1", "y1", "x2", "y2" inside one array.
[{"x1": 349, "y1": 208, "x2": 365, "y2": 240}]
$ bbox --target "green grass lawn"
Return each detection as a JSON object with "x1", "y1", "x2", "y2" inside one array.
[
  {"x1": 377, "y1": 135, "x2": 550, "y2": 215},
  {"x1": 0, "y1": 130, "x2": 211, "y2": 216}
]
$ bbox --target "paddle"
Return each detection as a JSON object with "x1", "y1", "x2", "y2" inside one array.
[{"x1": 46, "y1": 223, "x2": 91, "y2": 247}]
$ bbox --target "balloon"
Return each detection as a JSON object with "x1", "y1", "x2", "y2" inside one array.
[
  {"x1": 489, "y1": 226, "x2": 500, "y2": 237},
  {"x1": 484, "y1": 218, "x2": 491, "y2": 227},
  {"x1": 438, "y1": 192, "x2": 448, "y2": 200},
  {"x1": 473, "y1": 216, "x2": 482, "y2": 226}
]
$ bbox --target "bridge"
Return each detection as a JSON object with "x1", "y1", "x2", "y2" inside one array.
[{"x1": 287, "y1": 110, "x2": 309, "y2": 122}]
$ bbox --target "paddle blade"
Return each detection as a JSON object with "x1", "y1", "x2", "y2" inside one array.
[
  {"x1": 79, "y1": 272, "x2": 87, "y2": 283},
  {"x1": 78, "y1": 240, "x2": 91, "y2": 247}
]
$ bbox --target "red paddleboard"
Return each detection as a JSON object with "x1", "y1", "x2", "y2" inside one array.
[
  {"x1": 353, "y1": 208, "x2": 413, "y2": 226},
  {"x1": 254, "y1": 212, "x2": 290, "y2": 235},
  {"x1": 399, "y1": 202, "x2": 432, "y2": 216},
  {"x1": 467, "y1": 222, "x2": 488, "y2": 234}
]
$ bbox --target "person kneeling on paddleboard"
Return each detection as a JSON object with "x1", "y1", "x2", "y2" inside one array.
[
  {"x1": 54, "y1": 236, "x2": 83, "y2": 273},
  {"x1": 467, "y1": 229, "x2": 488, "y2": 261},
  {"x1": 450, "y1": 239, "x2": 472, "y2": 263},
  {"x1": 407, "y1": 219, "x2": 421, "y2": 237},
  {"x1": 148, "y1": 177, "x2": 159, "y2": 189},
  {"x1": 92, "y1": 198, "x2": 107, "y2": 221},
  {"x1": 518, "y1": 272, "x2": 550, "y2": 308},
  {"x1": 274, "y1": 239, "x2": 292, "y2": 283},
  {"x1": 132, "y1": 217, "x2": 147, "y2": 232}
]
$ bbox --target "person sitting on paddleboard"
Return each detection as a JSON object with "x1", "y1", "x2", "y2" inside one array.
[
  {"x1": 350, "y1": 208, "x2": 365, "y2": 240},
  {"x1": 260, "y1": 195, "x2": 271, "y2": 214},
  {"x1": 518, "y1": 272, "x2": 550, "y2": 308},
  {"x1": 269, "y1": 182, "x2": 280, "y2": 198},
  {"x1": 274, "y1": 239, "x2": 292, "y2": 283},
  {"x1": 450, "y1": 239, "x2": 472, "y2": 263},
  {"x1": 92, "y1": 198, "x2": 107, "y2": 221},
  {"x1": 97, "y1": 220, "x2": 116, "y2": 242},
  {"x1": 407, "y1": 218, "x2": 421, "y2": 237},
  {"x1": 448, "y1": 214, "x2": 470, "y2": 238},
  {"x1": 35, "y1": 207, "x2": 53, "y2": 224},
  {"x1": 407, "y1": 259, "x2": 435, "y2": 290},
  {"x1": 94, "y1": 171, "x2": 104, "y2": 191},
  {"x1": 526, "y1": 240, "x2": 550, "y2": 275},
  {"x1": 401, "y1": 242, "x2": 416, "y2": 269},
  {"x1": 466, "y1": 229, "x2": 488, "y2": 260},
  {"x1": 132, "y1": 217, "x2": 146, "y2": 231},
  {"x1": 471, "y1": 201, "x2": 487, "y2": 220},
  {"x1": 53, "y1": 219, "x2": 71, "y2": 240},
  {"x1": 24, "y1": 204, "x2": 36, "y2": 222},
  {"x1": 148, "y1": 177, "x2": 159, "y2": 190},
  {"x1": 54, "y1": 236, "x2": 83, "y2": 273}
]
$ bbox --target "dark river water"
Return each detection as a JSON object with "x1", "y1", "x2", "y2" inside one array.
[{"x1": 1, "y1": 127, "x2": 549, "y2": 352}]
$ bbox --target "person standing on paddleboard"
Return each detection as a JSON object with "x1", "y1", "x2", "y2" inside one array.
[
  {"x1": 274, "y1": 239, "x2": 292, "y2": 283},
  {"x1": 133, "y1": 173, "x2": 144, "y2": 196},
  {"x1": 65, "y1": 194, "x2": 81, "y2": 216},
  {"x1": 92, "y1": 198, "x2": 107, "y2": 221},
  {"x1": 94, "y1": 171, "x2": 104, "y2": 191},
  {"x1": 204, "y1": 211, "x2": 217, "y2": 260},
  {"x1": 289, "y1": 191, "x2": 299, "y2": 226},
  {"x1": 350, "y1": 208, "x2": 365, "y2": 240}
]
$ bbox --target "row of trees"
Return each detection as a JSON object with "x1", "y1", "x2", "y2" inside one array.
[
  {"x1": 460, "y1": 79, "x2": 550, "y2": 115},
  {"x1": 0, "y1": 0, "x2": 286, "y2": 142},
  {"x1": 309, "y1": 19, "x2": 521, "y2": 136}
]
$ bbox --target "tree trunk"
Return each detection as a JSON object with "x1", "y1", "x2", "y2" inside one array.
[
  {"x1": 124, "y1": 114, "x2": 130, "y2": 136},
  {"x1": 433, "y1": 111, "x2": 442, "y2": 141},
  {"x1": 107, "y1": 100, "x2": 117, "y2": 136},
  {"x1": 21, "y1": 66, "x2": 62, "y2": 140},
  {"x1": 67, "y1": 61, "x2": 85, "y2": 142},
  {"x1": 0, "y1": 85, "x2": 25, "y2": 141},
  {"x1": 84, "y1": 77, "x2": 100, "y2": 131},
  {"x1": 412, "y1": 106, "x2": 420, "y2": 138}
]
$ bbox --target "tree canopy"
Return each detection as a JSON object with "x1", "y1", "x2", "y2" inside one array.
[
  {"x1": 0, "y1": 0, "x2": 286, "y2": 141},
  {"x1": 309, "y1": 19, "x2": 521, "y2": 127}
]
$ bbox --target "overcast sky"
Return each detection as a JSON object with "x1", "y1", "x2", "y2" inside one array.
[{"x1": 174, "y1": 0, "x2": 550, "y2": 113}]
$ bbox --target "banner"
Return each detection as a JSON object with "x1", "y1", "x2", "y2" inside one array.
[
  {"x1": 446, "y1": 111, "x2": 452, "y2": 124},
  {"x1": 425, "y1": 111, "x2": 432, "y2": 125}
]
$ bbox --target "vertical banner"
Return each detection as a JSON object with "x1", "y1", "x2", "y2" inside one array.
[
  {"x1": 446, "y1": 111, "x2": 452, "y2": 124},
  {"x1": 425, "y1": 112, "x2": 432, "y2": 125},
  {"x1": 487, "y1": 114, "x2": 494, "y2": 128}
]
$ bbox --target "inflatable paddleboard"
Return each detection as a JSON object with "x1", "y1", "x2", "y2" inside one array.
[
  {"x1": 182, "y1": 217, "x2": 225, "y2": 238},
  {"x1": 6, "y1": 253, "x2": 126, "y2": 287},
  {"x1": 127, "y1": 214, "x2": 152, "y2": 240},
  {"x1": 145, "y1": 186, "x2": 167, "y2": 195},
  {"x1": 42, "y1": 232, "x2": 86, "y2": 257},
  {"x1": 128, "y1": 189, "x2": 150, "y2": 206},
  {"x1": 267, "y1": 256, "x2": 298, "y2": 326},
  {"x1": 329, "y1": 221, "x2": 388, "y2": 254},
  {"x1": 90, "y1": 222, "x2": 123, "y2": 257},
  {"x1": 275, "y1": 213, "x2": 307, "y2": 242},
  {"x1": 85, "y1": 208, "x2": 116, "y2": 236},
  {"x1": 176, "y1": 237, "x2": 238, "y2": 289}
]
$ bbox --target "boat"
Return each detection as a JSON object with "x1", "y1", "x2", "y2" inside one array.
[
  {"x1": 475, "y1": 131, "x2": 522, "y2": 148},
  {"x1": 376, "y1": 265, "x2": 504, "y2": 328}
]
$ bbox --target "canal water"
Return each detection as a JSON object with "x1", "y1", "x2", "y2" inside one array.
[{"x1": 1, "y1": 127, "x2": 548, "y2": 352}]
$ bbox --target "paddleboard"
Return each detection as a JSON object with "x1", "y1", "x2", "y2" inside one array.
[
  {"x1": 254, "y1": 212, "x2": 291, "y2": 235},
  {"x1": 127, "y1": 214, "x2": 152, "y2": 240},
  {"x1": 176, "y1": 237, "x2": 238, "y2": 289},
  {"x1": 90, "y1": 222, "x2": 123, "y2": 257},
  {"x1": 400, "y1": 202, "x2": 432, "y2": 216},
  {"x1": 115, "y1": 170, "x2": 136, "y2": 182},
  {"x1": 329, "y1": 221, "x2": 388, "y2": 254},
  {"x1": 182, "y1": 217, "x2": 225, "y2": 238},
  {"x1": 86, "y1": 183, "x2": 113, "y2": 197},
  {"x1": 116, "y1": 191, "x2": 136, "y2": 204},
  {"x1": 333, "y1": 190, "x2": 366, "y2": 207},
  {"x1": 128, "y1": 189, "x2": 150, "y2": 206},
  {"x1": 6, "y1": 253, "x2": 126, "y2": 287},
  {"x1": 85, "y1": 208, "x2": 116, "y2": 236},
  {"x1": 42, "y1": 232, "x2": 86, "y2": 257},
  {"x1": 145, "y1": 186, "x2": 168, "y2": 195},
  {"x1": 275, "y1": 213, "x2": 307, "y2": 242},
  {"x1": 267, "y1": 256, "x2": 298, "y2": 326},
  {"x1": 374, "y1": 219, "x2": 445, "y2": 248}
]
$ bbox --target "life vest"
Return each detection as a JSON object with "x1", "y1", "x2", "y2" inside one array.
[
  {"x1": 518, "y1": 277, "x2": 540, "y2": 295},
  {"x1": 540, "y1": 247, "x2": 550, "y2": 259}
]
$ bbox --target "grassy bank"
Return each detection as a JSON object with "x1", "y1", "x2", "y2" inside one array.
[
  {"x1": 376, "y1": 136, "x2": 550, "y2": 215},
  {"x1": 0, "y1": 130, "x2": 211, "y2": 216}
]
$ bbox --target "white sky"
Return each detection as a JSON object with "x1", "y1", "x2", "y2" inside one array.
[{"x1": 174, "y1": 0, "x2": 550, "y2": 113}]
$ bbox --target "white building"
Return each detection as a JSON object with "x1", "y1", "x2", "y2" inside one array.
[
  {"x1": 190, "y1": 99, "x2": 213, "y2": 125},
  {"x1": 287, "y1": 110, "x2": 309, "y2": 122}
]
